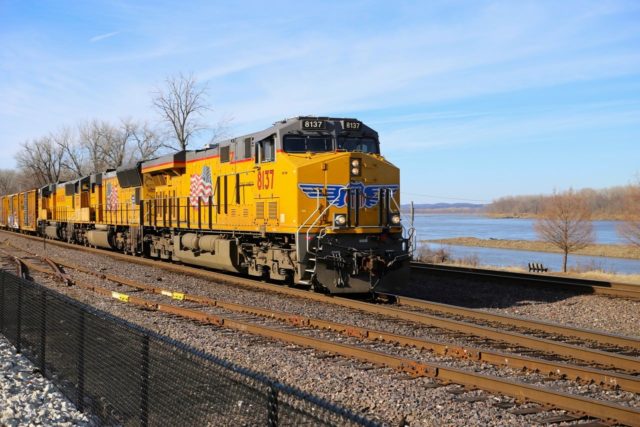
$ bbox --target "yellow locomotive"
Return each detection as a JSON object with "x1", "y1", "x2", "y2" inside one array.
[{"x1": 4, "y1": 117, "x2": 412, "y2": 294}]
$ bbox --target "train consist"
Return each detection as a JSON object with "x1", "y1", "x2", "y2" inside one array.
[{"x1": 0, "y1": 117, "x2": 412, "y2": 294}]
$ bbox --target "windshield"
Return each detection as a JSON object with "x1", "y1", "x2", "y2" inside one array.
[
  {"x1": 336, "y1": 136, "x2": 379, "y2": 154},
  {"x1": 283, "y1": 134, "x2": 380, "y2": 154},
  {"x1": 283, "y1": 135, "x2": 332, "y2": 153}
]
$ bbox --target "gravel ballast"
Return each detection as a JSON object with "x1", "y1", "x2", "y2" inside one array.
[
  {"x1": 0, "y1": 336, "x2": 94, "y2": 427},
  {"x1": 409, "y1": 270, "x2": 640, "y2": 337},
  {"x1": 1, "y1": 233, "x2": 638, "y2": 426}
]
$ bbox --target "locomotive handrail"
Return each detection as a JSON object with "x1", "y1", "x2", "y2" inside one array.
[
  {"x1": 305, "y1": 195, "x2": 341, "y2": 253},
  {"x1": 295, "y1": 188, "x2": 323, "y2": 272},
  {"x1": 296, "y1": 188, "x2": 322, "y2": 236},
  {"x1": 389, "y1": 189, "x2": 416, "y2": 255}
]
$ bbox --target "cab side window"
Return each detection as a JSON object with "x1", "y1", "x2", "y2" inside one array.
[
  {"x1": 220, "y1": 146, "x2": 230, "y2": 163},
  {"x1": 255, "y1": 137, "x2": 275, "y2": 163}
]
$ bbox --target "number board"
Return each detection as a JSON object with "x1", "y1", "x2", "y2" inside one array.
[
  {"x1": 343, "y1": 120, "x2": 361, "y2": 131},
  {"x1": 301, "y1": 119, "x2": 326, "y2": 130}
]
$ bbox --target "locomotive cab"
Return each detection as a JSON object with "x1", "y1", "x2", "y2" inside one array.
[{"x1": 271, "y1": 117, "x2": 412, "y2": 293}]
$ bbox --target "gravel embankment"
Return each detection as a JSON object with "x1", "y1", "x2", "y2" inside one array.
[
  {"x1": 0, "y1": 336, "x2": 95, "y2": 427},
  {"x1": 409, "y1": 271, "x2": 640, "y2": 337},
  {"x1": 2, "y1": 234, "x2": 639, "y2": 426}
]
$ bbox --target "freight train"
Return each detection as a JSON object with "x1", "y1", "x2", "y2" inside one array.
[{"x1": 0, "y1": 117, "x2": 413, "y2": 294}]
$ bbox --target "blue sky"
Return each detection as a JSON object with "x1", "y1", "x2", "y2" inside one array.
[{"x1": 1, "y1": 0, "x2": 639, "y2": 203}]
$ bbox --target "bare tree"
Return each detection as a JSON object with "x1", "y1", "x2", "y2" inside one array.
[
  {"x1": 618, "y1": 183, "x2": 640, "y2": 248},
  {"x1": 53, "y1": 127, "x2": 87, "y2": 177},
  {"x1": 152, "y1": 73, "x2": 209, "y2": 151},
  {"x1": 100, "y1": 120, "x2": 134, "y2": 169},
  {"x1": 15, "y1": 136, "x2": 66, "y2": 187},
  {"x1": 534, "y1": 190, "x2": 594, "y2": 272},
  {"x1": 129, "y1": 120, "x2": 162, "y2": 161},
  {"x1": 79, "y1": 119, "x2": 110, "y2": 173},
  {"x1": 0, "y1": 169, "x2": 20, "y2": 194},
  {"x1": 209, "y1": 113, "x2": 234, "y2": 145}
]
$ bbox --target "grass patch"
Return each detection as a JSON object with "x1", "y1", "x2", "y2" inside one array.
[{"x1": 424, "y1": 237, "x2": 640, "y2": 260}]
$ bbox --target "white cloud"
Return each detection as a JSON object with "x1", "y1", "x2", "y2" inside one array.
[{"x1": 89, "y1": 31, "x2": 121, "y2": 43}]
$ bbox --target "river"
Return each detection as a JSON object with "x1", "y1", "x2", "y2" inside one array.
[{"x1": 411, "y1": 214, "x2": 640, "y2": 274}]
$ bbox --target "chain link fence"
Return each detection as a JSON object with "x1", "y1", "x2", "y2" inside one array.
[{"x1": 0, "y1": 270, "x2": 379, "y2": 426}]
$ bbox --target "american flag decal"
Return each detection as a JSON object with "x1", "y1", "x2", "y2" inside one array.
[
  {"x1": 189, "y1": 166, "x2": 213, "y2": 208},
  {"x1": 106, "y1": 182, "x2": 119, "y2": 211}
]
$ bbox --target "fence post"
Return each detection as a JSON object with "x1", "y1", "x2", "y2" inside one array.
[
  {"x1": 140, "y1": 334, "x2": 150, "y2": 427},
  {"x1": 77, "y1": 312, "x2": 86, "y2": 412},
  {"x1": 268, "y1": 383, "x2": 279, "y2": 427},
  {"x1": 16, "y1": 278, "x2": 22, "y2": 354},
  {"x1": 39, "y1": 289, "x2": 47, "y2": 373}
]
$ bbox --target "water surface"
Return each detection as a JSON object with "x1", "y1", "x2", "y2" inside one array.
[{"x1": 410, "y1": 214, "x2": 639, "y2": 274}]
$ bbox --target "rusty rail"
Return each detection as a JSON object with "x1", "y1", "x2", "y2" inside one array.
[
  {"x1": 44, "y1": 251, "x2": 640, "y2": 372},
  {"x1": 2, "y1": 234, "x2": 639, "y2": 375},
  {"x1": 14, "y1": 257, "x2": 26, "y2": 280},
  {"x1": 5, "y1": 237, "x2": 640, "y2": 425},
  {"x1": 9, "y1": 255, "x2": 640, "y2": 426},
  {"x1": 46, "y1": 257, "x2": 640, "y2": 394},
  {"x1": 388, "y1": 295, "x2": 640, "y2": 351}
]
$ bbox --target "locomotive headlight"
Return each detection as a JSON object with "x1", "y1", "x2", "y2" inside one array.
[
  {"x1": 350, "y1": 158, "x2": 361, "y2": 176},
  {"x1": 334, "y1": 214, "x2": 347, "y2": 226},
  {"x1": 390, "y1": 213, "x2": 401, "y2": 225}
]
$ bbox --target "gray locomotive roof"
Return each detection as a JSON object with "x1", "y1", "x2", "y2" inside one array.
[
  {"x1": 215, "y1": 116, "x2": 378, "y2": 146},
  {"x1": 140, "y1": 116, "x2": 378, "y2": 167},
  {"x1": 141, "y1": 151, "x2": 187, "y2": 168}
]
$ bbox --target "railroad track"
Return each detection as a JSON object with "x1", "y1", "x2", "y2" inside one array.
[
  {"x1": 2, "y1": 240, "x2": 640, "y2": 425},
  {"x1": 411, "y1": 262, "x2": 640, "y2": 300},
  {"x1": 6, "y1": 235, "x2": 640, "y2": 375},
  {"x1": 2, "y1": 234, "x2": 639, "y2": 372},
  {"x1": 385, "y1": 295, "x2": 640, "y2": 358}
]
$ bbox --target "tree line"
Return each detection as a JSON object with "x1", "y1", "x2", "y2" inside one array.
[
  {"x1": 0, "y1": 73, "x2": 231, "y2": 192},
  {"x1": 486, "y1": 186, "x2": 633, "y2": 219}
]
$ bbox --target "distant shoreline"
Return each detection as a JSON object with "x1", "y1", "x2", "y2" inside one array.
[
  {"x1": 423, "y1": 237, "x2": 640, "y2": 261},
  {"x1": 403, "y1": 209, "x2": 484, "y2": 214},
  {"x1": 402, "y1": 210, "x2": 625, "y2": 221}
]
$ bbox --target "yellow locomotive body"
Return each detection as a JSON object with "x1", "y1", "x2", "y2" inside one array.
[
  {"x1": 137, "y1": 117, "x2": 410, "y2": 292},
  {"x1": 21, "y1": 117, "x2": 411, "y2": 294}
]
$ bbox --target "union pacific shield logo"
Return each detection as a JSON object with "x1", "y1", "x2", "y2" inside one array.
[{"x1": 299, "y1": 183, "x2": 399, "y2": 208}]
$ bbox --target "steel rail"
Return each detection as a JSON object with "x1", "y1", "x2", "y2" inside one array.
[
  {"x1": 42, "y1": 256, "x2": 640, "y2": 394},
  {"x1": 14, "y1": 257, "x2": 26, "y2": 280},
  {"x1": 10, "y1": 255, "x2": 640, "y2": 426},
  {"x1": 82, "y1": 291, "x2": 640, "y2": 426},
  {"x1": 38, "y1": 248, "x2": 640, "y2": 373},
  {"x1": 3, "y1": 233, "x2": 639, "y2": 373},
  {"x1": 411, "y1": 262, "x2": 640, "y2": 300},
  {"x1": 0, "y1": 247, "x2": 29, "y2": 280},
  {"x1": 389, "y1": 295, "x2": 640, "y2": 351}
]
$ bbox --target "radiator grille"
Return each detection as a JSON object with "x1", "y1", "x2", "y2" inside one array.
[{"x1": 268, "y1": 202, "x2": 277, "y2": 220}]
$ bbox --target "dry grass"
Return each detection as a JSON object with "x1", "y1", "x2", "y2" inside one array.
[
  {"x1": 416, "y1": 245, "x2": 640, "y2": 285},
  {"x1": 557, "y1": 270, "x2": 640, "y2": 284},
  {"x1": 424, "y1": 237, "x2": 640, "y2": 260}
]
